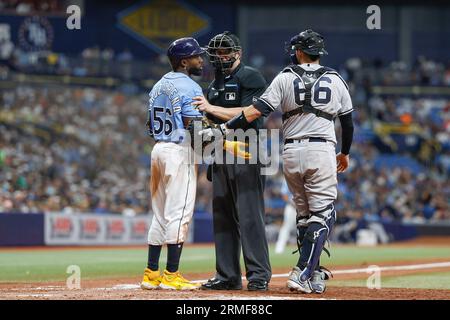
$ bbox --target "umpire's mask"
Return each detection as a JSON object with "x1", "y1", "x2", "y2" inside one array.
[{"x1": 206, "y1": 31, "x2": 241, "y2": 73}]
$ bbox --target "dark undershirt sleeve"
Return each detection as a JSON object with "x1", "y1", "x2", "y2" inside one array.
[{"x1": 338, "y1": 112, "x2": 354, "y2": 155}]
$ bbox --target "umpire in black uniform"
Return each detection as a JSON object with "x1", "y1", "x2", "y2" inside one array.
[{"x1": 198, "y1": 31, "x2": 271, "y2": 291}]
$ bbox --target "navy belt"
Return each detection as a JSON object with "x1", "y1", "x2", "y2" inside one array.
[{"x1": 285, "y1": 137, "x2": 327, "y2": 144}]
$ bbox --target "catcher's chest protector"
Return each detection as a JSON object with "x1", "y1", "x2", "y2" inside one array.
[
  {"x1": 282, "y1": 65, "x2": 335, "y2": 122},
  {"x1": 284, "y1": 65, "x2": 328, "y2": 90}
]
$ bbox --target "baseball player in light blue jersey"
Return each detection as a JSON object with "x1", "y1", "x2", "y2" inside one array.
[
  {"x1": 141, "y1": 37, "x2": 205, "y2": 291},
  {"x1": 147, "y1": 69, "x2": 203, "y2": 143}
]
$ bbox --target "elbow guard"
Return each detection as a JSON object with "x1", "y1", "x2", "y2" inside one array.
[{"x1": 253, "y1": 97, "x2": 275, "y2": 117}]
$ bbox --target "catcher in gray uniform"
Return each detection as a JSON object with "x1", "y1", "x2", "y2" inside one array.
[{"x1": 194, "y1": 29, "x2": 354, "y2": 294}]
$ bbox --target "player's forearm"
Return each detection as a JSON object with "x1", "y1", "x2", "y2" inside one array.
[
  {"x1": 243, "y1": 105, "x2": 262, "y2": 122},
  {"x1": 208, "y1": 106, "x2": 244, "y2": 121}
]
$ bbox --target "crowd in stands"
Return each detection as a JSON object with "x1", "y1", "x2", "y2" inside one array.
[
  {"x1": 0, "y1": 86, "x2": 150, "y2": 216},
  {"x1": 0, "y1": 53, "x2": 449, "y2": 241},
  {"x1": 2, "y1": 43, "x2": 218, "y2": 84},
  {"x1": 0, "y1": 0, "x2": 63, "y2": 15}
]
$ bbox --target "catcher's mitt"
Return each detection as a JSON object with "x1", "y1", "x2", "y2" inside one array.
[
  {"x1": 186, "y1": 117, "x2": 216, "y2": 152},
  {"x1": 186, "y1": 118, "x2": 251, "y2": 160}
]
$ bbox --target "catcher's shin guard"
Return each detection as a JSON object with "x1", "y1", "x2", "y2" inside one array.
[
  {"x1": 295, "y1": 221, "x2": 327, "y2": 272},
  {"x1": 297, "y1": 204, "x2": 336, "y2": 281}
]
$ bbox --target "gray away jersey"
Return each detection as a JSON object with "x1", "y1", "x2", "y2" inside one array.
[{"x1": 257, "y1": 63, "x2": 353, "y2": 144}]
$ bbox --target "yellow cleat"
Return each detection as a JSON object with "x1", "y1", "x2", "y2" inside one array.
[
  {"x1": 159, "y1": 270, "x2": 200, "y2": 290},
  {"x1": 140, "y1": 268, "x2": 162, "y2": 290}
]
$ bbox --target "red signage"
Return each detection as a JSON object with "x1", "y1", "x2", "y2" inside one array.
[
  {"x1": 132, "y1": 220, "x2": 147, "y2": 236},
  {"x1": 81, "y1": 219, "x2": 100, "y2": 237},
  {"x1": 107, "y1": 220, "x2": 125, "y2": 238},
  {"x1": 51, "y1": 217, "x2": 73, "y2": 236}
]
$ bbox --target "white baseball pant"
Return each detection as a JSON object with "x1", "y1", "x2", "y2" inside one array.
[
  {"x1": 282, "y1": 138, "x2": 338, "y2": 226},
  {"x1": 147, "y1": 142, "x2": 197, "y2": 245}
]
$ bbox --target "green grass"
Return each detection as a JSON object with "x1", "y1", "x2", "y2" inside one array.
[
  {"x1": 0, "y1": 248, "x2": 150, "y2": 282},
  {"x1": 313, "y1": 245, "x2": 450, "y2": 266},
  {"x1": 330, "y1": 271, "x2": 450, "y2": 290},
  {"x1": 270, "y1": 244, "x2": 450, "y2": 269},
  {"x1": 1, "y1": 244, "x2": 449, "y2": 288}
]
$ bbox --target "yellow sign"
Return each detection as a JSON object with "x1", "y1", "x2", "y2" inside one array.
[{"x1": 118, "y1": 0, "x2": 210, "y2": 52}]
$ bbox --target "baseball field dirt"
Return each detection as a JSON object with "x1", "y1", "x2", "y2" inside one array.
[{"x1": 0, "y1": 237, "x2": 449, "y2": 300}]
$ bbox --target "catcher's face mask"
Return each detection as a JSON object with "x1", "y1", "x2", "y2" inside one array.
[{"x1": 206, "y1": 31, "x2": 241, "y2": 73}]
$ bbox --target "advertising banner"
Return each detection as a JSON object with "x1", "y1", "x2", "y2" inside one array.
[{"x1": 44, "y1": 212, "x2": 150, "y2": 245}]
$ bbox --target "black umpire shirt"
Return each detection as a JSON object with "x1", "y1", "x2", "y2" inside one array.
[{"x1": 206, "y1": 62, "x2": 267, "y2": 131}]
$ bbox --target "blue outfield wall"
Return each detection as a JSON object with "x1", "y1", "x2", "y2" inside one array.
[
  {"x1": 0, "y1": 212, "x2": 213, "y2": 246},
  {"x1": 0, "y1": 213, "x2": 45, "y2": 246},
  {"x1": 381, "y1": 222, "x2": 419, "y2": 241},
  {"x1": 0, "y1": 212, "x2": 448, "y2": 246},
  {"x1": 192, "y1": 211, "x2": 214, "y2": 243}
]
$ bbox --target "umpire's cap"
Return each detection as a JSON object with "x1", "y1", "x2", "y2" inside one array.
[
  {"x1": 167, "y1": 37, "x2": 205, "y2": 60},
  {"x1": 289, "y1": 29, "x2": 328, "y2": 56}
]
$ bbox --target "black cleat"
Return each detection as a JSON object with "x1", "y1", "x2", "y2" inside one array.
[
  {"x1": 200, "y1": 278, "x2": 242, "y2": 290},
  {"x1": 247, "y1": 280, "x2": 269, "y2": 291}
]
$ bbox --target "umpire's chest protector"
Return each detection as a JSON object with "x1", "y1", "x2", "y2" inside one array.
[
  {"x1": 206, "y1": 76, "x2": 242, "y2": 125},
  {"x1": 208, "y1": 81, "x2": 241, "y2": 107},
  {"x1": 207, "y1": 63, "x2": 266, "y2": 130}
]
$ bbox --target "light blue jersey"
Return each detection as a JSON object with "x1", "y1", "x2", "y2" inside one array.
[{"x1": 147, "y1": 71, "x2": 203, "y2": 143}]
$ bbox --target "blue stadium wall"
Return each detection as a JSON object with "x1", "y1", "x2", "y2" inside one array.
[
  {"x1": 0, "y1": 212, "x2": 448, "y2": 246},
  {"x1": 241, "y1": 5, "x2": 450, "y2": 68},
  {"x1": 1, "y1": 2, "x2": 448, "y2": 68},
  {"x1": 0, "y1": 212, "x2": 213, "y2": 246},
  {"x1": 0, "y1": 213, "x2": 45, "y2": 246},
  {"x1": 0, "y1": 0, "x2": 236, "y2": 59}
]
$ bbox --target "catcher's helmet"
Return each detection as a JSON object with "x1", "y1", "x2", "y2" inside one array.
[
  {"x1": 287, "y1": 29, "x2": 328, "y2": 57},
  {"x1": 167, "y1": 37, "x2": 205, "y2": 60},
  {"x1": 206, "y1": 31, "x2": 241, "y2": 71}
]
